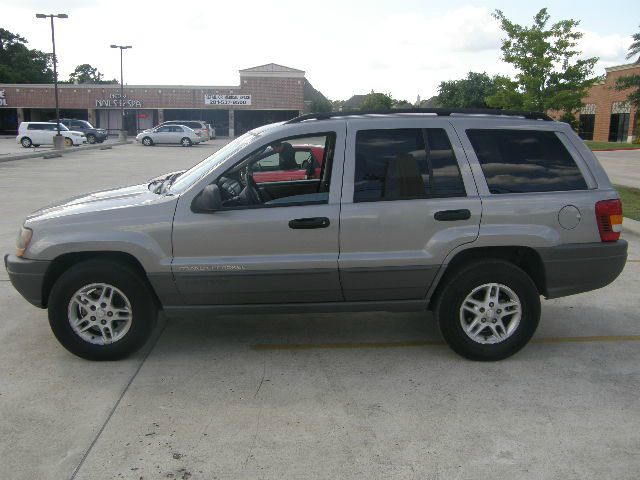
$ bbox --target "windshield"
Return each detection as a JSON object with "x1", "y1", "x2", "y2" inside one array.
[{"x1": 169, "y1": 130, "x2": 264, "y2": 194}]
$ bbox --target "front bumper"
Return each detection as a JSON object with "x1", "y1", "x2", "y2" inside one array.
[
  {"x1": 4, "y1": 254, "x2": 50, "y2": 308},
  {"x1": 537, "y1": 240, "x2": 628, "y2": 299}
]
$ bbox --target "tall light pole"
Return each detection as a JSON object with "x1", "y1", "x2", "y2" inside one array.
[
  {"x1": 36, "y1": 13, "x2": 68, "y2": 150},
  {"x1": 110, "y1": 44, "x2": 132, "y2": 141}
]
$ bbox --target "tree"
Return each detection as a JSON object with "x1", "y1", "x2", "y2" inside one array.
[
  {"x1": 392, "y1": 99, "x2": 414, "y2": 109},
  {"x1": 308, "y1": 98, "x2": 332, "y2": 113},
  {"x1": 0, "y1": 28, "x2": 53, "y2": 83},
  {"x1": 436, "y1": 72, "x2": 508, "y2": 108},
  {"x1": 625, "y1": 25, "x2": 640, "y2": 63},
  {"x1": 67, "y1": 63, "x2": 117, "y2": 84},
  {"x1": 486, "y1": 8, "x2": 599, "y2": 116},
  {"x1": 360, "y1": 92, "x2": 394, "y2": 111},
  {"x1": 615, "y1": 26, "x2": 640, "y2": 140}
]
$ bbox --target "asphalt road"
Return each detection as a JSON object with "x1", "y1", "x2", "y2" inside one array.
[{"x1": 1, "y1": 141, "x2": 639, "y2": 480}]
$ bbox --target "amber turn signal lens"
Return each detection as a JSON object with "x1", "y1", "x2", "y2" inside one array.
[{"x1": 16, "y1": 227, "x2": 33, "y2": 257}]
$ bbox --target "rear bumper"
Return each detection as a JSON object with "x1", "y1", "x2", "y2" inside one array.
[
  {"x1": 536, "y1": 240, "x2": 628, "y2": 299},
  {"x1": 4, "y1": 254, "x2": 50, "y2": 308}
]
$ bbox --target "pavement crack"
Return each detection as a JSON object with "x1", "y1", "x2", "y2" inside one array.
[
  {"x1": 68, "y1": 317, "x2": 169, "y2": 480},
  {"x1": 253, "y1": 358, "x2": 267, "y2": 398}
]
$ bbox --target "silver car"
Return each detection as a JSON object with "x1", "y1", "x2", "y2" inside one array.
[
  {"x1": 136, "y1": 124, "x2": 201, "y2": 147},
  {"x1": 5, "y1": 109, "x2": 628, "y2": 361}
]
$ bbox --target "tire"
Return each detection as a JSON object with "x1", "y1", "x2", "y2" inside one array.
[
  {"x1": 64, "y1": 137, "x2": 73, "y2": 147},
  {"x1": 435, "y1": 259, "x2": 540, "y2": 361},
  {"x1": 142, "y1": 136, "x2": 153, "y2": 146},
  {"x1": 21, "y1": 137, "x2": 32, "y2": 148},
  {"x1": 87, "y1": 134, "x2": 97, "y2": 144},
  {"x1": 48, "y1": 260, "x2": 158, "y2": 360},
  {"x1": 180, "y1": 137, "x2": 192, "y2": 147}
]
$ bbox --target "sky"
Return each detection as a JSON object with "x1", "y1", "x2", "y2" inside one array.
[{"x1": 2, "y1": 0, "x2": 638, "y2": 102}]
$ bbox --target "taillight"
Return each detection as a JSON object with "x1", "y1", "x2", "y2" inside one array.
[{"x1": 595, "y1": 199, "x2": 623, "y2": 242}]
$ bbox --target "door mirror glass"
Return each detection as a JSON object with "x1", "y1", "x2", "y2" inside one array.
[{"x1": 193, "y1": 184, "x2": 223, "y2": 212}]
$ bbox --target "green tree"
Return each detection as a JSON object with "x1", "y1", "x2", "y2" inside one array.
[
  {"x1": 308, "y1": 98, "x2": 332, "y2": 113},
  {"x1": 436, "y1": 72, "x2": 508, "y2": 108},
  {"x1": 360, "y1": 92, "x2": 394, "y2": 111},
  {"x1": 0, "y1": 28, "x2": 53, "y2": 83},
  {"x1": 615, "y1": 26, "x2": 640, "y2": 140},
  {"x1": 486, "y1": 8, "x2": 599, "y2": 116},
  {"x1": 392, "y1": 99, "x2": 414, "y2": 109},
  {"x1": 67, "y1": 63, "x2": 117, "y2": 84}
]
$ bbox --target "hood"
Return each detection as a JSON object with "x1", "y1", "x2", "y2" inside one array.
[{"x1": 25, "y1": 183, "x2": 162, "y2": 224}]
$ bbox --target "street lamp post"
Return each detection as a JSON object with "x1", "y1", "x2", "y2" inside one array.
[
  {"x1": 36, "y1": 13, "x2": 68, "y2": 150},
  {"x1": 110, "y1": 45, "x2": 132, "y2": 142}
]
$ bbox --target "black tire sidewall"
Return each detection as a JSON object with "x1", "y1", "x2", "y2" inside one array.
[
  {"x1": 21, "y1": 137, "x2": 32, "y2": 148},
  {"x1": 181, "y1": 137, "x2": 192, "y2": 147},
  {"x1": 436, "y1": 260, "x2": 540, "y2": 361},
  {"x1": 87, "y1": 134, "x2": 96, "y2": 144},
  {"x1": 48, "y1": 261, "x2": 157, "y2": 360},
  {"x1": 142, "y1": 137, "x2": 152, "y2": 146}
]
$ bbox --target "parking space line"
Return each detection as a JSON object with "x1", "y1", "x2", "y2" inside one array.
[{"x1": 251, "y1": 335, "x2": 640, "y2": 351}]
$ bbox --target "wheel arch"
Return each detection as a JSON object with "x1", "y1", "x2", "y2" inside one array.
[
  {"x1": 41, "y1": 251, "x2": 161, "y2": 309},
  {"x1": 427, "y1": 246, "x2": 546, "y2": 310}
]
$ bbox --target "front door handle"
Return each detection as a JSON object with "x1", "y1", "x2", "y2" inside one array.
[
  {"x1": 288, "y1": 217, "x2": 330, "y2": 229},
  {"x1": 434, "y1": 209, "x2": 471, "y2": 221}
]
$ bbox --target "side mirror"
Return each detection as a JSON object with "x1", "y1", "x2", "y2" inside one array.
[{"x1": 193, "y1": 184, "x2": 223, "y2": 212}]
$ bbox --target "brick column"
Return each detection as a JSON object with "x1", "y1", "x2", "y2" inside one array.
[
  {"x1": 87, "y1": 109, "x2": 97, "y2": 125},
  {"x1": 228, "y1": 109, "x2": 235, "y2": 137},
  {"x1": 158, "y1": 109, "x2": 164, "y2": 124},
  {"x1": 17, "y1": 108, "x2": 25, "y2": 124}
]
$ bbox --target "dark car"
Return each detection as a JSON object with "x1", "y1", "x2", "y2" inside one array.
[{"x1": 56, "y1": 119, "x2": 108, "y2": 144}]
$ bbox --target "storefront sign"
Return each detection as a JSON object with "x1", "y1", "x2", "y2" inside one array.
[
  {"x1": 96, "y1": 93, "x2": 143, "y2": 108},
  {"x1": 0, "y1": 90, "x2": 7, "y2": 107},
  {"x1": 204, "y1": 94, "x2": 251, "y2": 106}
]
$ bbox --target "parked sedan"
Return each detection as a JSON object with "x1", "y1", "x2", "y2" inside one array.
[{"x1": 136, "y1": 125, "x2": 201, "y2": 147}]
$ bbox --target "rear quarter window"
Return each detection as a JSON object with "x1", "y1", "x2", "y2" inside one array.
[{"x1": 466, "y1": 129, "x2": 587, "y2": 194}]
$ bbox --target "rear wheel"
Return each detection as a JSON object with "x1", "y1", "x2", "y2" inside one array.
[
  {"x1": 87, "y1": 134, "x2": 97, "y2": 144},
  {"x1": 48, "y1": 260, "x2": 157, "y2": 360},
  {"x1": 180, "y1": 137, "x2": 192, "y2": 147},
  {"x1": 435, "y1": 260, "x2": 540, "y2": 361},
  {"x1": 21, "y1": 137, "x2": 32, "y2": 148},
  {"x1": 142, "y1": 136, "x2": 153, "y2": 146}
]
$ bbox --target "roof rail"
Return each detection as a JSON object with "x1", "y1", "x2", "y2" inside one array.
[{"x1": 285, "y1": 108, "x2": 553, "y2": 124}]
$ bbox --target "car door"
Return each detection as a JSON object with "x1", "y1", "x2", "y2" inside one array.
[
  {"x1": 172, "y1": 126, "x2": 186, "y2": 143},
  {"x1": 154, "y1": 126, "x2": 172, "y2": 144},
  {"x1": 338, "y1": 117, "x2": 482, "y2": 301},
  {"x1": 170, "y1": 122, "x2": 346, "y2": 305}
]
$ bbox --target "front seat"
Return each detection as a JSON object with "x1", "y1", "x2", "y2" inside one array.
[{"x1": 279, "y1": 143, "x2": 298, "y2": 170}]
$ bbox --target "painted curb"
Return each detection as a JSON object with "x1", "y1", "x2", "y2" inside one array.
[{"x1": 0, "y1": 141, "x2": 132, "y2": 163}]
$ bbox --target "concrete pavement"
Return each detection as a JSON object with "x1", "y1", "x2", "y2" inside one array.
[
  {"x1": 1, "y1": 142, "x2": 639, "y2": 480},
  {"x1": 595, "y1": 149, "x2": 640, "y2": 189}
]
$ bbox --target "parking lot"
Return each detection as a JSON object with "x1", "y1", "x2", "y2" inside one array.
[{"x1": 1, "y1": 141, "x2": 639, "y2": 480}]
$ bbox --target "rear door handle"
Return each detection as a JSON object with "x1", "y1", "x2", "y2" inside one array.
[
  {"x1": 434, "y1": 209, "x2": 471, "y2": 221},
  {"x1": 288, "y1": 217, "x2": 330, "y2": 229}
]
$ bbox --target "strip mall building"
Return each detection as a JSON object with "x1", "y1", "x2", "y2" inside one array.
[
  {"x1": 578, "y1": 61, "x2": 639, "y2": 143},
  {"x1": 0, "y1": 63, "x2": 305, "y2": 137}
]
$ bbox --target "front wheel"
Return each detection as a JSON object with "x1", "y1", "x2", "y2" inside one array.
[
  {"x1": 142, "y1": 136, "x2": 153, "y2": 146},
  {"x1": 87, "y1": 134, "x2": 97, "y2": 144},
  {"x1": 48, "y1": 260, "x2": 158, "y2": 360},
  {"x1": 180, "y1": 137, "x2": 192, "y2": 147},
  {"x1": 64, "y1": 137, "x2": 73, "y2": 147},
  {"x1": 435, "y1": 260, "x2": 540, "y2": 361}
]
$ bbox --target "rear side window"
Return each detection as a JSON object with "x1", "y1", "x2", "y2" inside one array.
[
  {"x1": 27, "y1": 124, "x2": 44, "y2": 130},
  {"x1": 354, "y1": 128, "x2": 466, "y2": 202},
  {"x1": 466, "y1": 129, "x2": 587, "y2": 194}
]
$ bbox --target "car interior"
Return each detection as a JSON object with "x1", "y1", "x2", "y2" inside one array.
[{"x1": 214, "y1": 133, "x2": 336, "y2": 208}]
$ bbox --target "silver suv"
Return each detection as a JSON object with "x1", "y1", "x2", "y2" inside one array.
[{"x1": 5, "y1": 109, "x2": 628, "y2": 361}]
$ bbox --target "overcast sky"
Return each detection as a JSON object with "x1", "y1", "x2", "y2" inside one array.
[{"x1": 2, "y1": 0, "x2": 638, "y2": 101}]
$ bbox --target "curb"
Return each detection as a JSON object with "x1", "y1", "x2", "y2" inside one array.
[
  {"x1": 623, "y1": 217, "x2": 640, "y2": 238},
  {"x1": 592, "y1": 147, "x2": 640, "y2": 152},
  {"x1": 0, "y1": 141, "x2": 132, "y2": 164}
]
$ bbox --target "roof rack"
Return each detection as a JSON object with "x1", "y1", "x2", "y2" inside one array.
[{"x1": 285, "y1": 108, "x2": 553, "y2": 124}]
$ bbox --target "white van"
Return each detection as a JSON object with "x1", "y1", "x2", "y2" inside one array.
[{"x1": 16, "y1": 122, "x2": 87, "y2": 148}]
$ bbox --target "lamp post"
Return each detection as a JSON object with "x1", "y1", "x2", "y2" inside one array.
[
  {"x1": 36, "y1": 13, "x2": 68, "y2": 150},
  {"x1": 110, "y1": 44, "x2": 132, "y2": 142}
]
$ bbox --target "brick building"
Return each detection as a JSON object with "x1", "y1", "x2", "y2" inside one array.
[
  {"x1": 579, "y1": 62, "x2": 639, "y2": 143},
  {"x1": 0, "y1": 63, "x2": 305, "y2": 137}
]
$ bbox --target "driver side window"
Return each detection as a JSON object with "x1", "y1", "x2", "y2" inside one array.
[{"x1": 216, "y1": 132, "x2": 336, "y2": 209}]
